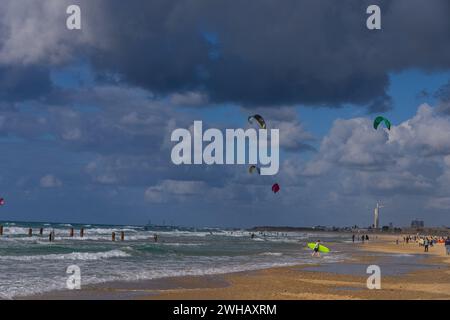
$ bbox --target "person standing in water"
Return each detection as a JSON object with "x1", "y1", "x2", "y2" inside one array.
[
  {"x1": 312, "y1": 240, "x2": 321, "y2": 257},
  {"x1": 352, "y1": 234, "x2": 355, "y2": 243}
]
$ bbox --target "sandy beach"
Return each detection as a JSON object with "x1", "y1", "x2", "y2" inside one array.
[{"x1": 24, "y1": 235, "x2": 450, "y2": 300}]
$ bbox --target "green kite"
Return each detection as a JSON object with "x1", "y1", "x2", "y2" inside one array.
[{"x1": 373, "y1": 116, "x2": 391, "y2": 130}]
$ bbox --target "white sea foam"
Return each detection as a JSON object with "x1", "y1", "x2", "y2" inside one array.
[
  {"x1": 251, "y1": 237, "x2": 265, "y2": 241},
  {"x1": 161, "y1": 242, "x2": 204, "y2": 246},
  {"x1": 0, "y1": 249, "x2": 130, "y2": 261},
  {"x1": 3, "y1": 227, "x2": 30, "y2": 235},
  {"x1": 82, "y1": 228, "x2": 138, "y2": 234},
  {"x1": 259, "y1": 252, "x2": 283, "y2": 256},
  {"x1": 0, "y1": 260, "x2": 302, "y2": 300}
]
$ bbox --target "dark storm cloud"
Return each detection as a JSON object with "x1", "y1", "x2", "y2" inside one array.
[
  {"x1": 0, "y1": 66, "x2": 51, "y2": 104},
  {"x1": 1, "y1": 0, "x2": 449, "y2": 110},
  {"x1": 74, "y1": 0, "x2": 450, "y2": 110}
]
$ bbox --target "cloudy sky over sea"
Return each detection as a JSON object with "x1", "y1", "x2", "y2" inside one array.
[{"x1": 1, "y1": 0, "x2": 450, "y2": 227}]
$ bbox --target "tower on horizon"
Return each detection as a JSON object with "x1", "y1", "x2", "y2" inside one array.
[{"x1": 374, "y1": 202, "x2": 383, "y2": 229}]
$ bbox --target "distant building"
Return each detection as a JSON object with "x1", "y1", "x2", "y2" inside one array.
[
  {"x1": 411, "y1": 220, "x2": 424, "y2": 228},
  {"x1": 374, "y1": 203, "x2": 383, "y2": 229}
]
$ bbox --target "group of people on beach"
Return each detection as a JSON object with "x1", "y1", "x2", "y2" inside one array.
[
  {"x1": 420, "y1": 236, "x2": 450, "y2": 254},
  {"x1": 396, "y1": 234, "x2": 450, "y2": 254},
  {"x1": 352, "y1": 234, "x2": 369, "y2": 243}
]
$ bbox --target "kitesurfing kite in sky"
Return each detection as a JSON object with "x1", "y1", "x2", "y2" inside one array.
[
  {"x1": 248, "y1": 114, "x2": 266, "y2": 129},
  {"x1": 271, "y1": 183, "x2": 280, "y2": 194},
  {"x1": 247, "y1": 114, "x2": 280, "y2": 193},
  {"x1": 373, "y1": 116, "x2": 391, "y2": 130},
  {"x1": 249, "y1": 165, "x2": 261, "y2": 175}
]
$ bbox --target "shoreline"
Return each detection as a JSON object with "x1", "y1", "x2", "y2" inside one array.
[{"x1": 19, "y1": 235, "x2": 450, "y2": 300}]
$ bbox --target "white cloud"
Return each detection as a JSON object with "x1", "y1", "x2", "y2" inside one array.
[
  {"x1": 0, "y1": 1, "x2": 95, "y2": 65},
  {"x1": 319, "y1": 117, "x2": 389, "y2": 169},
  {"x1": 40, "y1": 174, "x2": 62, "y2": 188},
  {"x1": 301, "y1": 103, "x2": 450, "y2": 203},
  {"x1": 169, "y1": 91, "x2": 209, "y2": 107},
  {"x1": 144, "y1": 180, "x2": 207, "y2": 203},
  {"x1": 389, "y1": 104, "x2": 450, "y2": 155}
]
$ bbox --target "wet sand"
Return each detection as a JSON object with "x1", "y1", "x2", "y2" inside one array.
[{"x1": 22, "y1": 235, "x2": 450, "y2": 300}]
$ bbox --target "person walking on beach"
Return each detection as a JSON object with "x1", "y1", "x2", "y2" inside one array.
[
  {"x1": 445, "y1": 237, "x2": 450, "y2": 255},
  {"x1": 424, "y1": 238, "x2": 429, "y2": 252},
  {"x1": 352, "y1": 234, "x2": 355, "y2": 243},
  {"x1": 361, "y1": 235, "x2": 365, "y2": 243},
  {"x1": 312, "y1": 240, "x2": 321, "y2": 257}
]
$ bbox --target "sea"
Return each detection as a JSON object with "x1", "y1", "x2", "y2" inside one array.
[{"x1": 0, "y1": 221, "x2": 350, "y2": 299}]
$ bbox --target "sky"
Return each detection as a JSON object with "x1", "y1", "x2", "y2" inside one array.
[{"x1": 1, "y1": 0, "x2": 450, "y2": 228}]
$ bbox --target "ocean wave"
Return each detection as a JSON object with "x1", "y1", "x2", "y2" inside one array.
[
  {"x1": 161, "y1": 242, "x2": 204, "y2": 247},
  {"x1": 3, "y1": 227, "x2": 31, "y2": 235},
  {"x1": 265, "y1": 238, "x2": 305, "y2": 243},
  {"x1": 0, "y1": 249, "x2": 130, "y2": 261},
  {"x1": 0, "y1": 233, "x2": 163, "y2": 243},
  {"x1": 259, "y1": 252, "x2": 283, "y2": 256},
  {"x1": 81, "y1": 228, "x2": 138, "y2": 234},
  {"x1": 0, "y1": 260, "x2": 298, "y2": 300},
  {"x1": 56, "y1": 234, "x2": 153, "y2": 241}
]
